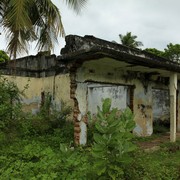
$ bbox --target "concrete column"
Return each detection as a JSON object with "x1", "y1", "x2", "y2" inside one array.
[
  {"x1": 177, "y1": 90, "x2": 180, "y2": 132},
  {"x1": 170, "y1": 73, "x2": 177, "y2": 142}
]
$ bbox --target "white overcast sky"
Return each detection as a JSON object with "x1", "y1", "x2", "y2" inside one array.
[{"x1": 1, "y1": 0, "x2": 180, "y2": 57}]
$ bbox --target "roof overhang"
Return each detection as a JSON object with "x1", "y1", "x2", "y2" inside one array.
[{"x1": 59, "y1": 35, "x2": 180, "y2": 74}]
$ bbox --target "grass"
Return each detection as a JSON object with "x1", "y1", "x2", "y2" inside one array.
[
  {"x1": 124, "y1": 140, "x2": 180, "y2": 180},
  {"x1": 1, "y1": 129, "x2": 180, "y2": 179}
]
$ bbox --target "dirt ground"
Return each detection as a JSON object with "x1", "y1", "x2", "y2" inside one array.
[{"x1": 137, "y1": 132, "x2": 180, "y2": 150}]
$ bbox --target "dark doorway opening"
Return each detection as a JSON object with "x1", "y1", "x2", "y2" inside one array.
[{"x1": 152, "y1": 89, "x2": 170, "y2": 134}]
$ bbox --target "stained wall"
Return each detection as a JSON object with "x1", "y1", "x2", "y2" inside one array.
[
  {"x1": 3, "y1": 74, "x2": 73, "y2": 114},
  {"x1": 74, "y1": 58, "x2": 158, "y2": 144}
]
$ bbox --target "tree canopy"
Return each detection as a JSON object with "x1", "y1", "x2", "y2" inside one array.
[
  {"x1": 119, "y1": 32, "x2": 143, "y2": 48},
  {"x1": 145, "y1": 43, "x2": 180, "y2": 62},
  {"x1": 164, "y1": 43, "x2": 180, "y2": 62},
  {"x1": 144, "y1": 48, "x2": 165, "y2": 58},
  {"x1": 0, "y1": 0, "x2": 87, "y2": 58},
  {"x1": 0, "y1": 50, "x2": 9, "y2": 63}
]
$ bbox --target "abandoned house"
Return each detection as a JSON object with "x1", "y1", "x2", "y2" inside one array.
[{"x1": 0, "y1": 35, "x2": 180, "y2": 145}]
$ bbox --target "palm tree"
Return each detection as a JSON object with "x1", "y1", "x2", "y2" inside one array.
[
  {"x1": 119, "y1": 32, "x2": 143, "y2": 48},
  {"x1": 0, "y1": 0, "x2": 87, "y2": 58}
]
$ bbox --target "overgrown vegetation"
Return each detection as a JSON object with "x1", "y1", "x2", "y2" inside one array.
[
  {"x1": 0, "y1": 76, "x2": 73, "y2": 142},
  {"x1": 0, "y1": 76, "x2": 23, "y2": 141},
  {"x1": 0, "y1": 50, "x2": 9, "y2": 62},
  {"x1": 0, "y1": 78, "x2": 180, "y2": 179},
  {"x1": 89, "y1": 99, "x2": 136, "y2": 179},
  {"x1": 145, "y1": 43, "x2": 180, "y2": 62}
]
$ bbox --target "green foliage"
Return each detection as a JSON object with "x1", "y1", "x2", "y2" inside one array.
[
  {"x1": 145, "y1": 43, "x2": 180, "y2": 62},
  {"x1": 0, "y1": 140, "x2": 60, "y2": 179},
  {"x1": 0, "y1": 95, "x2": 180, "y2": 179},
  {"x1": 145, "y1": 48, "x2": 165, "y2": 58},
  {"x1": 1, "y1": 137, "x2": 180, "y2": 180},
  {"x1": 28, "y1": 93, "x2": 72, "y2": 136},
  {"x1": 56, "y1": 144, "x2": 90, "y2": 179},
  {"x1": 0, "y1": 77, "x2": 72, "y2": 143},
  {"x1": 123, "y1": 149, "x2": 180, "y2": 180},
  {"x1": 7, "y1": 91, "x2": 72, "y2": 138},
  {"x1": 0, "y1": 76, "x2": 23, "y2": 133},
  {"x1": 0, "y1": 137, "x2": 89, "y2": 179},
  {"x1": 0, "y1": 0, "x2": 87, "y2": 58},
  {"x1": 164, "y1": 43, "x2": 180, "y2": 62},
  {"x1": 119, "y1": 32, "x2": 143, "y2": 48},
  {"x1": 41, "y1": 94, "x2": 72, "y2": 129},
  {"x1": 90, "y1": 98, "x2": 136, "y2": 179},
  {"x1": 0, "y1": 50, "x2": 9, "y2": 62}
]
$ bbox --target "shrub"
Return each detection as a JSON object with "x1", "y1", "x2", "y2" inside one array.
[
  {"x1": 0, "y1": 50, "x2": 9, "y2": 63},
  {"x1": 0, "y1": 140, "x2": 60, "y2": 179},
  {"x1": 0, "y1": 76, "x2": 23, "y2": 136},
  {"x1": 89, "y1": 98, "x2": 136, "y2": 179},
  {"x1": 27, "y1": 93, "x2": 72, "y2": 136},
  {"x1": 0, "y1": 77, "x2": 72, "y2": 142}
]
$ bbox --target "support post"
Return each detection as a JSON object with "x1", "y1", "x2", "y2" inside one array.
[{"x1": 170, "y1": 73, "x2": 177, "y2": 142}]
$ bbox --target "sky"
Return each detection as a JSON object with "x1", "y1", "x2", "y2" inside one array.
[{"x1": 1, "y1": 0, "x2": 180, "y2": 57}]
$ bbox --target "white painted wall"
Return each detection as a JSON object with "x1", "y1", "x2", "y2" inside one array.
[{"x1": 87, "y1": 84, "x2": 129, "y2": 115}]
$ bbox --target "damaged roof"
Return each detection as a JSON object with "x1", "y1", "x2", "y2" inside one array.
[{"x1": 60, "y1": 35, "x2": 180, "y2": 73}]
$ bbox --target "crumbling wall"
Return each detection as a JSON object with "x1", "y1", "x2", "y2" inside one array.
[
  {"x1": 73, "y1": 58, "x2": 155, "y2": 144},
  {"x1": 3, "y1": 74, "x2": 73, "y2": 114},
  {"x1": 0, "y1": 54, "x2": 73, "y2": 114},
  {"x1": 133, "y1": 83, "x2": 153, "y2": 136}
]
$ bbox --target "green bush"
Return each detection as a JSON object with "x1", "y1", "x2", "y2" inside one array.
[
  {"x1": 89, "y1": 98, "x2": 136, "y2": 179},
  {"x1": 1, "y1": 96, "x2": 180, "y2": 179},
  {"x1": 0, "y1": 140, "x2": 60, "y2": 179},
  {"x1": 0, "y1": 50, "x2": 9, "y2": 63},
  {"x1": 25, "y1": 93, "x2": 72, "y2": 136},
  {"x1": 0, "y1": 76, "x2": 23, "y2": 140},
  {"x1": 0, "y1": 77, "x2": 72, "y2": 142}
]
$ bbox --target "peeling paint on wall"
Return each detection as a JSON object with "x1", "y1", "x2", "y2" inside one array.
[
  {"x1": 74, "y1": 58, "x2": 157, "y2": 143},
  {"x1": 3, "y1": 74, "x2": 73, "y2": 114},
  {"x1": 133, "y1": 124, "x2": 143, "y2": 136},
  {"x1": 2, "y1": 34, "x2": 180, "y2": 145},
  {"x1": 87, "y1": 84, "x2": 129, "y2": 115}
]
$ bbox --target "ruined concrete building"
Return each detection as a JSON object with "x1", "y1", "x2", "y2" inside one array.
[{"x1": 1, "y1": 35, "x2": 179, "y2": 144}]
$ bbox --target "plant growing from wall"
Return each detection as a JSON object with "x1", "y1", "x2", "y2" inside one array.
[{"x1": 90, "y1": 98, "x2": 136, "y2": 179}]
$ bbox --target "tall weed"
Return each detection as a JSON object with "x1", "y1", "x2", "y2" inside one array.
[{"x1": 89, "y1": 98, "x2": 136, "y2": 179}]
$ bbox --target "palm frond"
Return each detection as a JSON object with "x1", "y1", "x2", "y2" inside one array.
[
  {"x1": 2, "y1": 0, "x2": 33, "y2": 58},
  {"x1": 6, "y1": 30, "x2": 30, "y2": 58},
  {"x1": 34, "y1": 0, "x2": 65, "y2": 52},
  {"x1": 1, "y1": 0, "x2": 86, "y2": 58},
  {"x1": 64, "y1": 0, "x2": 87, "y2": 13},
  {"x1": 119, "y1": 32, "x2": 143, "y2": 48}
]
